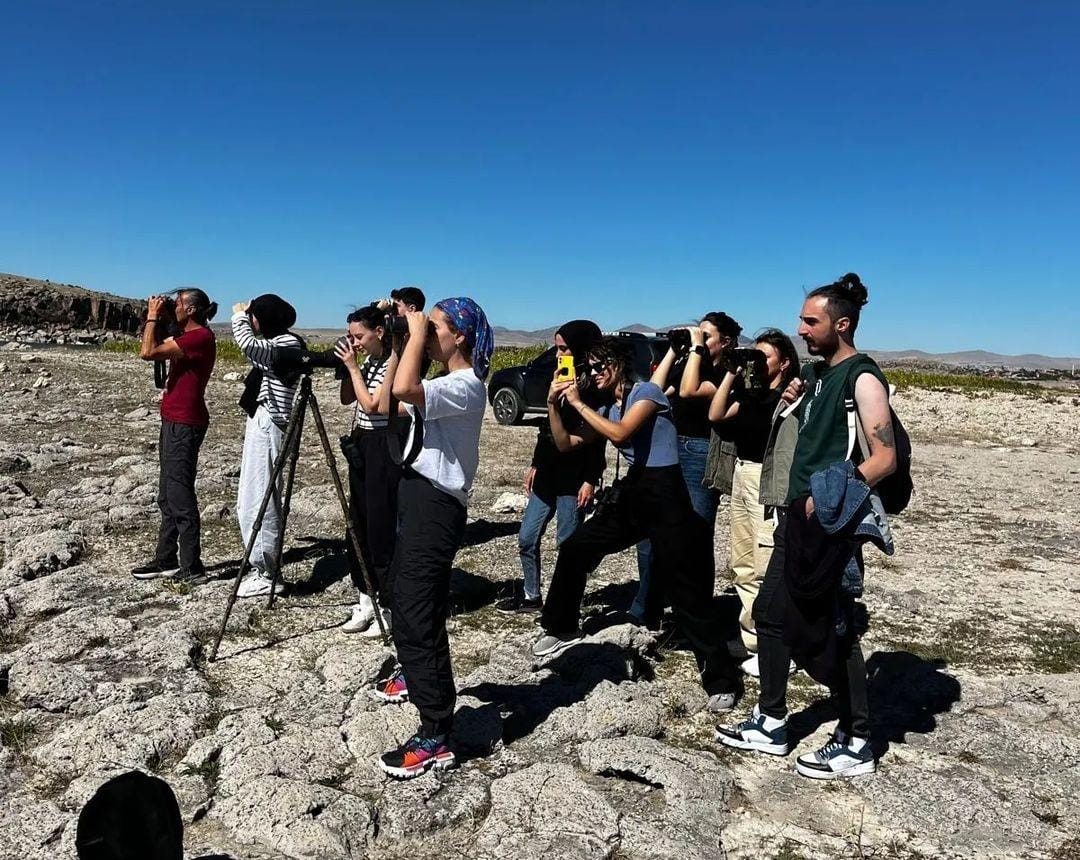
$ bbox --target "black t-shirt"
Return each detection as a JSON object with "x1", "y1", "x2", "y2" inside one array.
[
  {"x1": 721, "y1": 386, "x2": 781, "y2": 464},
  {"x1": 667, "y1": 358, "x2": 723, "y2": 439},
  {"x1": 531, "y1": 397, "x2": 607, "y2": 497}
]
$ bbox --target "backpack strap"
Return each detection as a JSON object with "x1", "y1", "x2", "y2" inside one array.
[
  {"x1": 846, "y1": 370, "x2": 896, "y2": 463},
  {"x1": 846, "y1": 396, "x2": 871, "y2": 463}
]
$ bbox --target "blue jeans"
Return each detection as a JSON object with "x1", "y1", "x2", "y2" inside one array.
[
  {"x1": 631, "y1": 436, "x2": 718, "y2": 619},
  {"x1": 519, "y1": 491, "x2": 582, "y2": 600}
]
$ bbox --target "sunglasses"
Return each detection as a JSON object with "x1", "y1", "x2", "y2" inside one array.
[{"x1": 586, "y1": 360, "x2": 607, "y2": 375}]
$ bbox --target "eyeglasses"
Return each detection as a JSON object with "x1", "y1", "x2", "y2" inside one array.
[{"x1": 586, "y1": 360, "x2": 607, "y2": 374}]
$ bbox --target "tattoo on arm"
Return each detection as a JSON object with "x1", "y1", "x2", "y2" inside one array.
[{"x1": 873, "y1": 422, "x2": 895, "y2": 448}]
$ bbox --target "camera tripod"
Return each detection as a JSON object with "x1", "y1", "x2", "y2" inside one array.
[{"x1": 209, "y1": 373, "x2": 388, "y2": 661}]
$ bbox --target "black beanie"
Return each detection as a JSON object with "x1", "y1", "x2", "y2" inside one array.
[{"x1": 248, "y1": 294, "x2": 297, "y2": 338}]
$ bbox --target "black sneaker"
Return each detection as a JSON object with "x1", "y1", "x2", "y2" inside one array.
[
  {"x1": 495, "y1": 595, "x2": 542, "y2": 615},
  {"x1": 131, "y1": 559, "x2": 180, "y2": 581},
  {"x1": 379, "y1": 733, "x2": 455, "y2": 779},
  {"x1": 173, "y1": 566, "x2": 211, "y2": 586}
]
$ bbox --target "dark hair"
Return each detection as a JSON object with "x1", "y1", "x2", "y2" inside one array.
[
  {"x1": 177, "y1": 288, "x2": 217, "y2": 325},
  {"x1": 807, "y1": 272, "x2": 869, "y2": 333},
  {"x1": 346, "y1": 302, "x2": 386, "y2": 330},
  {"x1": 701, "y1": 311, "x2": 742, "y2": 340},
  {"x1": 391, "y1": 286, "x2": 425, "y2": 311},
  {"x1": 347, "y1": 302, "x2": 391, "y2": 351},
  {"x1": 754, "y1": 327, "x2": 800, "y2": 387},
  {"x1": 587, "y1": 336, "x2": 635, "y2": 386}
]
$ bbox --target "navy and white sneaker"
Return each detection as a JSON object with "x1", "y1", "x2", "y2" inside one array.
[
  {"x1": 795, "y1": 731, "x2": 876, "y2": 779},
  {"x1": 715, "y1": 704, "x2": 790, "y2": 755}
]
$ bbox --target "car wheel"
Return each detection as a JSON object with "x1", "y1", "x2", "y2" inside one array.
[{"x1": 492, "y1": 387, "x2": 525, "y2": 425}]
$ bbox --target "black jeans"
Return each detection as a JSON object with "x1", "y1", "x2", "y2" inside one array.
[
  {"x1": 752, "y1": 509, "x2": 871, "y2": 738},
  {"x1": 154, "y1": 420, "x2": 207, "y2": 571},
  {"x1": 345, "y1": 427, "x2": 401, "y2": 599},
  {"x1": 390, "y1": 470, "x2": 466, "y2": 737},
  {"x1": 542, "y1": 465, "x2": 739, "y2": 696}
]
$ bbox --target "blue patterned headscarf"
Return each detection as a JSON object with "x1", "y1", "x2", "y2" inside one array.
[{"x1": 434, "y1": 297, "x2": 495, "y2": 381}]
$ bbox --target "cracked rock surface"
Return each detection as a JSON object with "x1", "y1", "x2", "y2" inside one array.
[{"x1": 1, "y1": 348, "x2": 1078, "y2": 859}]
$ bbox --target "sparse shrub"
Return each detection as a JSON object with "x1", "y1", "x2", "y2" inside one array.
[
  {"x1": 180, "y1": 756, "x2": 221, "y2": 786},
  {"x1": 0, "y1": 718, "x2": 37, "y2": 751}
]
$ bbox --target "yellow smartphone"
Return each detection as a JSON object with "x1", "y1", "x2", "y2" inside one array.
[{"x1": 557, "y1": 355, "x2": 576, "y2": 382}]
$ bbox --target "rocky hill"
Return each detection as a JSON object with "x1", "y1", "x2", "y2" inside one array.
[{"x1": 0, "y1": 274, "x2": 144, "y2": 346}]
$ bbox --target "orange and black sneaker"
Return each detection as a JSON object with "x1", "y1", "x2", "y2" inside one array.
[
  {"x1": 374, "y1": 669, "x2": 409, "y2": 703},
  {"x1": 379, "y1": 733, "x2": 455, "y2": 779}
]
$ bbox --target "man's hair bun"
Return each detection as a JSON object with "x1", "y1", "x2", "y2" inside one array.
[{"x1": 836, "y1": 272, "x2": 869, "y2": 307}]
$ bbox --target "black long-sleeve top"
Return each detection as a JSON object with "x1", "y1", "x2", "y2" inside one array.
[{"x1": 530, "y1": 399, "x2": 607, "y2": 498}]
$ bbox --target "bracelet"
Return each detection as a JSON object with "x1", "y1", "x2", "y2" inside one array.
[{"x1": 146, "y1": 318, "x2": 158, "y2": 323}]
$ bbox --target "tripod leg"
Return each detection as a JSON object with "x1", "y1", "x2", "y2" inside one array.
[
  {"x1": 266, "y1": 402, "x2": 306, "y2": 610},
  {"x1": 307, "y1": 390, "x2": 390, "y2": 644},
  {"x1": 209, "y1": 382, "x2": 308, "y2": 661}
]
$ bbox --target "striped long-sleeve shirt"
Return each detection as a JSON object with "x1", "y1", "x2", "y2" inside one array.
[{"x1": 231, "y1": 312, "x2": 302, "y2": 424}]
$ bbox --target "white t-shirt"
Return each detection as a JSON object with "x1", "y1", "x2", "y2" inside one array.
[{"x1": 406, "y1": 369, "x2": 487, "y2": 506}]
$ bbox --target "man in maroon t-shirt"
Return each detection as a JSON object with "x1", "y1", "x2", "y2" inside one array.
[{"x1": 131, "y1": 289, "x2": 218, "y2": 584}]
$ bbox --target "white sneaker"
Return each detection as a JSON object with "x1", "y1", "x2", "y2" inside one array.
[
  {"x1": 739, "y1": 654, "x2": 797, "y2": 678},
  {"x1": 342, "y1": 595, "x2": 376, "y2": 634},
  {"x1": 795, "y1": 731, "x2": 876, "y2": 779},
  {"x1": 359, "y1": 607, "x2": 392, "y2": 638},
  {"x1": 237, "y1": 570, "x2": 284, "y2": 599}
]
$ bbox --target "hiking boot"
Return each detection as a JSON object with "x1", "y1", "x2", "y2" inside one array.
[
  {"x1": 173, "y1": 565, "x2": 211, "y2": 586},
  {"x1": 342, "y1": 594, "x2": 376, "y2": 634},
  {"x1": 795, "y1": 731, "x2": 876, "y2": 780},
  {"x1": 715, "y1": 705, "x2": 790, "y2": 755},
  {"x1": 739, "y1": 654, "x2": 798, "y2": 678},
  {"x1": 374, "y1": 669, "x2": 408, "y2": 703},
  {"x1": 237, "y1": 570, "x2": 284, "y2": 598},
  {"x1": 359, "y1": 607, "x2": 392, "y2": 639},
  {"x1": 378, "y1": 733, "x2": 455, "y2": 779},
  {"x1": 495, "y1": 594, "x2": 542, "y2": 615},
  {"x1": 131, "y1": 559, "x2": 180, "y2": 581},
  {"x1": 531, "y1": 630, "x2": 582, "y2": 658}
]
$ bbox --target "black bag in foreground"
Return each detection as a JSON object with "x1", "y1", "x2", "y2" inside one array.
[{"x1": 76, "y1": 771, "x2": 183, "y2": 860}]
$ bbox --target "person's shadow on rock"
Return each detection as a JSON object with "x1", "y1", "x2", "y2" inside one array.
[
  {"x1": 461, "y1": 518, "x2": 520, "y2": 548},
  {"x1": 867, "y1": 650, "x2": 962, "y2": 755},
  {"x1": 785, "y1": 650, "x2": 961, "y2": 757},
  {"x1": 455, "y1": 641, "x2": 652, "y2": 761}
]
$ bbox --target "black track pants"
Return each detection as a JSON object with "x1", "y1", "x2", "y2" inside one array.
[{"x1": 390, "y1": 470, "x2": 466, "y2": 737}]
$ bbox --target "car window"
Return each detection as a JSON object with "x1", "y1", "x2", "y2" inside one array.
[{"x1": 530, "y1": 346, "x2": 557, "y2": 370}]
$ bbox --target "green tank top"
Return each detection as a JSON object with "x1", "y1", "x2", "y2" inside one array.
[{"x1": 785, "y1": 353, "x2": 888, "y2": 504}]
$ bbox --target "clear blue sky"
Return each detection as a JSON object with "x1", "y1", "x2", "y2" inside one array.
[{"x1": 2, "y1": 1, "x2": 1077, "y2": 356}]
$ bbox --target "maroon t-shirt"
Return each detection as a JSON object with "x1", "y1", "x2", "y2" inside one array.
[{"x1": 160, "y1": 326, "x2": 216, "y2": 427}]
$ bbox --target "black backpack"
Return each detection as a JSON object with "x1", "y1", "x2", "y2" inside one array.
[{"x1": 845, "y1": 382, "x2": 914, "y2": 515}]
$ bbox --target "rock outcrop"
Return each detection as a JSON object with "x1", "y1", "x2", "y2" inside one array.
[{"x1": 0, "y1": 273, "x2": 145, "y2": 345}]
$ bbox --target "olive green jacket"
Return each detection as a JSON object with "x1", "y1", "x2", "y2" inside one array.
[
  {"x1": 757, "y1": 398, "x2": 800, "y2": 508},
  {"x1": 703, "y1": 432, "x2": 737, "y2": 495}
]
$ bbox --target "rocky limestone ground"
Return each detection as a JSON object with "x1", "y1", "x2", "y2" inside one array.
[{"x1": 0, "y1": 347, "x2": 1079, "y2": 859}]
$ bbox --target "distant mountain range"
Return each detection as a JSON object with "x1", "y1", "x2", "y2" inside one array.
[
  {"x1": 490, "y1": 324, "x2": 1079, "y2": 371},
  {"x1": 2, "y1": 273, "x2": 1075, "y2": 371}
]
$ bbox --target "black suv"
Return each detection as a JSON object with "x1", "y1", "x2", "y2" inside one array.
[{"x1": 487, "y1": 331, "x2": 671, "y2": 425}]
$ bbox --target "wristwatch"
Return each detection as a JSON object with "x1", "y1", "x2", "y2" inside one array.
[{"x1": 691, "y1": 345, "x2": 707, "y2": 357}]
